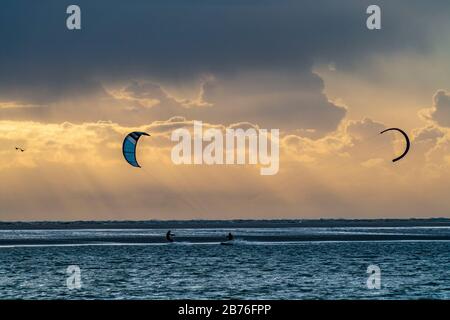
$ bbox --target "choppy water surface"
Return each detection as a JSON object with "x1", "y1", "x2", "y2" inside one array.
[{"x1": 0, "y1": 225, "x2": 449, "y2": 299}]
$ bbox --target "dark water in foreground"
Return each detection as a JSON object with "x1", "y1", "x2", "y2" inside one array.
[{"x1": 0, "y1": 224, "x2": 449, "y2": 299}]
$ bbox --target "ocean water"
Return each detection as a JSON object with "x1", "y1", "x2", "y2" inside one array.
[{"x1": 0, "y1": 224, "x2": 449, "y2": 299}]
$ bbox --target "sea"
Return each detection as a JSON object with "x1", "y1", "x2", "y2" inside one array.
[{"x1": 0, "y1": 219, "x2": 449, "y2": 299}]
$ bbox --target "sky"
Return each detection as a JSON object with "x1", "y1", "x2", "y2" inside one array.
[{"x1": 1, "y1": 0, "x2": 450, "y2": 220}]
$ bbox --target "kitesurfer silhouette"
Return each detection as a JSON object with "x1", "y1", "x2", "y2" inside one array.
[
  {"x1": 166, "y1": 230, "x2": 174, "y2": 242},
  {"x1": 226, "y1": 232, "x2": 234, "y2": 241}
]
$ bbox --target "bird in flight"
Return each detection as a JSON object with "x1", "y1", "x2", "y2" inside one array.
[{"x1": 15, "y1": 147, "x2": 25, "y2": 152}]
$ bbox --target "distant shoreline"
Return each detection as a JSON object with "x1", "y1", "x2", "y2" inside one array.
[
  {"x1": 0, "y1": 218, "x2": 449, "y2": 230},
  {"x1": 1, "y1": 234, "x2": 450, "y2": 246}
]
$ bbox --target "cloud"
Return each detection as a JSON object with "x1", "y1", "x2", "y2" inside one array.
[
  {"x1": 411, "y1": 124, "x2": 450, "y2": 169},
  {"x1": 424, "y1": 90, "x2": 450, "y2": 127},
  {"x1": 0, "y1": 119, "x2": 290, "y2": 219},
  {"x1": 199, "y1": 72, "x2": 347, "y2": 135},
  {"x1": 1, "y1": 0, "x2": 447, "y2": 134},
  {"x1": 0, "y1": 75, "x2": 347, "y2": 135},
  {"x1": 345, "y1": 118, "x2": 386, "y2": 140},
  {"x1": 1, "y1": 0, "x2": 439, "y2": 86},
  {"x1": 413, "y1": 125, "x2": 446, "y2": 143},
  {"x1": 1, "y1": 116, "x2": 450, "y2": 220},
  {"x1": 281, "y1": 118, "x2": 390, "y2": 165}
]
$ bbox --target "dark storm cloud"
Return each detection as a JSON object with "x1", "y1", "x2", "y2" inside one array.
[
  {"x1": 1, "y1": 0, "x2": 448, "y2": 134},
  {"x1": 0, "y1": 0, "x2": 444, "y2": 99}
]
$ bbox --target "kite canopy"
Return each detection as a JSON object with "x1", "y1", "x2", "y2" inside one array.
[
  {"x1": 122, "y1": 131, "x2": 150, "y2": 168},
  {"x1": 380, "y1": 127, "x2": 410, "y2": 162}
]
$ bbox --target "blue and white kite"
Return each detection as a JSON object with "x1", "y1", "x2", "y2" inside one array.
[{"x1": 122, "y1": 131, "x2": 150, "y2": 168}]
